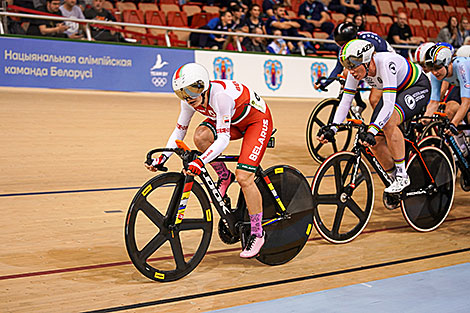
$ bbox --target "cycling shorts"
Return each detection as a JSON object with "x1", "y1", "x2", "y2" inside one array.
[
  {"x1": 200, "y1": 106, "x2": 274, "y2": 173},
  {"x1": 372, "y1": 73, "x2": 431, "y2": 124}
]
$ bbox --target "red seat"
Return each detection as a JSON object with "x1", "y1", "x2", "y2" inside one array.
[
  {"x1": 167, "y1": 11, "x2": 188, "y2": 27},
  {"x1": 413, "y1": 25, "x2": 427, "y2": 39},
  {"x1": 191, "y1": 12, "x2": 212, "y2": 28},
  {"x1": 410, "y1": 8, "x2": 424, "y2": 21},
  {"x1": 370, "y1": 23, "x2": 386, "y2": 37},
  {"x1": 145, "y1": 10, "x2": 167, "y2": 26},
  {"x1": 427, "y1": 26, "x2": 440, "y2": 41},
  {"x1": 122, "y1": 9, "x2": 145, "y2": 24}
]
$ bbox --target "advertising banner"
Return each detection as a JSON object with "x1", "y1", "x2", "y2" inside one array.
[
  {"x1": 0, "y1": 37, "x2": 193, "y2": 92},
  {"x1": 195, "y1": 50, "x2": 341, "y2": 98}
]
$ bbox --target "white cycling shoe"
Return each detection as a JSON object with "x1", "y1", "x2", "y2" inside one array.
[{"x1": 384, "y1": 176, "x2": 410, "y2": 193}]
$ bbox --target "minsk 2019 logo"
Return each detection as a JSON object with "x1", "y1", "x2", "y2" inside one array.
[
  {"x1": 150, "y1": 54, "x2": 169, "y2": 88},
  {"x1": 264, "y1": 60, "x2": 282, "y2": 91},
  {"x1": 213, "y1": 57, "x2": 233, "y2": 79},
  {"x1": 311, "y1": 62, "x2": 327, "y2": 90}
]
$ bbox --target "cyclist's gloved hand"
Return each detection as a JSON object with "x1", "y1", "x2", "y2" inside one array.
[
  {"x1": 447, "y1": 123, "x2": 459, "y2": 135},
  {"x1": 188, "y1": 158, "x2": 204, "y2": 176},
  {"x1": 359, "y1": 131, "x2": 376, "y2": 146},
  {"x1": 317, "y1": 127, "x2": 336, "y2": 142},
  {"x1": 146, "y1": 154, "x2": 168, "y2": 172}
]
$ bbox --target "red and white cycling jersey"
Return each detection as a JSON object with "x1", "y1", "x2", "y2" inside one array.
[{"x1": 163, "y1": 80, "x2": 271, "y2": 169}]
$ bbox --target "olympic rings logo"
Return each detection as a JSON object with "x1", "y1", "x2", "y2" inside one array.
[{"x1": 152, "y1": 77, "x2": 167, "y2": 87}]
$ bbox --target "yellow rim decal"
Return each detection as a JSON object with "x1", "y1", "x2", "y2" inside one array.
[
  {"x1": 142, "y1": 185, "x2": 152, "y2": 196},
  {"x1": 306, "y1": 223, "x2": 312, "y2": 236},
  {"x1": 274, "y1": 167, "x2": 284, "y2": 174},
  {"x1": 206, "y1": 209, "x2": 212, "y2": 222},
  {"x1": 154, "y1": 272, "x2": 165, "y2": 280}
]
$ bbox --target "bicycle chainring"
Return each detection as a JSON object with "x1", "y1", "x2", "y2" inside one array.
[
  {"x1": 218, "y1": 219, "x2": 240, "y2": 244},
  {"x1": 383, "y1": 191, "x2": 400, "y2": 210}
]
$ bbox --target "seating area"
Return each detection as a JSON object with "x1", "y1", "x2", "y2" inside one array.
[{"x1": 102, "y1": 0, "x2": 470, "y2": 48}]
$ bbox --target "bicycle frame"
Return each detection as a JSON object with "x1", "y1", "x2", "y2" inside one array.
[
  {"x1": 149, "y1": 140, "x2": 289, "y2": 239},
  {"x1": 336, "y1": 120, "x2": 437, "y2": 199}
]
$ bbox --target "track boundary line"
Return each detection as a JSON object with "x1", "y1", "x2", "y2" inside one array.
[{"x1": 82, "y1": 247, "x2": 470, "y2": 313}]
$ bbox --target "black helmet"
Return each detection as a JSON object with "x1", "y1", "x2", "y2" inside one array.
[{"x1": 334, "y1": 22, "x2": 358, "y2": 45}]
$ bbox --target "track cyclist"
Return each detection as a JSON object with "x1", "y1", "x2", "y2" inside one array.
[
  {"x1": 144, "y1": 63, "x2": 274, "y2": 258},
  {"x1": 317, "y1": 39, "x2": 431, "y2": 194},
  {"x1": 422, "y1": 44, "x2": 470, "y2": 138},
  {"x1": 314, "y1": 22, "x2": 394, "y2": 113}
]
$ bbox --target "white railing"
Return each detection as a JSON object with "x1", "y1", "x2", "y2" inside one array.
[{"x1": 0, "y1": 10, "x2": 419, "y2": 56}]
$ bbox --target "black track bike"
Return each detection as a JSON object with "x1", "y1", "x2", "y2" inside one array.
[
  {"x1": 125, "y1": 137, "x2": 314, "y2": 282},
  {"x1": 306, "y1": 76, "x2": 370, "y2": 164},
  {"x1": 311, "y1": 118, "x2": 455, "y2": 244}
]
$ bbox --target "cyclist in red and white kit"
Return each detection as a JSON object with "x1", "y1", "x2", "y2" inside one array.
[{"x1": 145, "y1": 63, "x2": 273, "y2": 258}]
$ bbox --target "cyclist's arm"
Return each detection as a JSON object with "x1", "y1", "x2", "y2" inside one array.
[
  {"x1": 198, "y1": 93, "x2": 232, "y2": 164},
  {"x1": 368, "y1": 63, "x2": 398, "y2": 135},
  {"x1": 318, "y1": 60, "x2": 343, "y2": 89},
  {"x1": 163, "y1": 102, "x2": 195, "y2": 158},
  {"x1": 451, "y1": 59, "x2": 470, "y2": 126},
  {"x1": 423, "y1": 74, "x2": 443, "y2": 118},
  {"x1": 332, "y1": 72, "x2": 357, "y2": 126}
]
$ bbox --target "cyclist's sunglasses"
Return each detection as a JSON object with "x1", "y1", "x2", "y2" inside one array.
[
  {"x1": 174, "y1": 80, "x2": 205, "y2": 101},
  {"x1": 340, "y1": 55, "x2": 363, "y2": 70},
  {"x1": 424, "y1": 61, "x2": 444, "y2": 71}
]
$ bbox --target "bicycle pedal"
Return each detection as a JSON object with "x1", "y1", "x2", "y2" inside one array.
[{"x1": 383, "y1": 191, "x2": 400, "y2": 210}]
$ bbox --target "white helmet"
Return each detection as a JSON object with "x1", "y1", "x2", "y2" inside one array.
[
  {"x1": 414, "y1": 42, "x2": 434, "y2": 65},
  {"x1": 172, "y1": 63, "x2": 210, "y2": 101},
  {"x1": 424, "y1": 44, "x2": 453, "y2": 69},
  {"x1": 339, "y1": 39, "x2": 375, "y2": 69}
]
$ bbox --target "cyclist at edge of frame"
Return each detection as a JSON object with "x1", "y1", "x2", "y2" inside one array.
[
  {"x1": 144, "y1": 62, "x2": 274, "y2": 259},
  {"x1": 314, "y1": 22, "x2": 394, "y2": 115},
  {"x1": 317, "y1": 39, "x2": 431, "y2": 194},
  {"x1": 421, "y1": 44, "x2": 470, "y2": 138}
]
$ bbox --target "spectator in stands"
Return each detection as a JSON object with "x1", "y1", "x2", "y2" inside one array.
[
  {"x1": 353, "y1": 13, "x2": 366, "y2": 32},
  {"x1": 202, "y1": 10, "x2": 234, "y2": 49},
  {"x1": 387, "y1": 11, "x2": 421, "y2": 58},
  {"x1": 244, "y1": 27, "x2": 268, "y2": 52},
  {"x1": 460, "y1": 16, "x2": 470, "y2": 45},
  {"x1": 241, "y1": 4, "x2": 265, "y2": 34},
  {"x1": 230, "y1": 4, "x2": 245, "y2": 30},
  {"x1": 297, "y1": 0, "x2": 334, "y2": 35},
  {"x1": 26, "y1": 0, "x2": 69, "y2": 38},
  {"x1": 265, "y1": 4, "x2": 301, "y2": 53},
  {"x1": 262, "y1": 0, "x2": 290, "y2": 18},
  {"x1": 437, "y1": 16, "x2": 464, "y2": 49},
  {"x1": 328, "y1": 0, "x2": 376, "y2": 16},
  {"x1": 84, "y1": 0, "x2": 123, "y2": 42},
  {"x1": 60, "y1": 0, "x2": 85, "y2": 39},
  {"x1": 221, "y1": 0, "x2": 251, "y2": 13},
  {"x1": 223, "y1": 31, "x2": 247, "y2": 51},
  {"x1": 267, "y1": 29, "x2": 290, "y2": 54}
]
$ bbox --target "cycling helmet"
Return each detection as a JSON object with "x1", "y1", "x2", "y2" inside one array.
[
  {"x1": 339, "y1": 39, "x2": 375, "y2": 69},
  {"x1": 334, "y1": 22, "x2": 358, "y2": 46},
  {"x1": 172, "y1": 63, "x2": 210, "y2": 101},
  {"x1": 414, "y1": 42, "x2": 434, "y2": 65},
  {"x1": 424, "y1": 44, "x2": 453, "y2": 69}
]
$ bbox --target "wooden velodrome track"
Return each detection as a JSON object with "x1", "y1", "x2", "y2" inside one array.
[{"x1": 0, "y1": 87, "x2": 469, "y2": 313}]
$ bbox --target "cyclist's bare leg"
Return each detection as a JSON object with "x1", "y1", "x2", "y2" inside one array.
[
  {"x1": 369, "y1": 88, "x2": 382, "y2": 109},
  {"x1": 369, "y1": 135, "x2": 395, "y2": 172},
  {"x1": 236, "y1": 169, "x2": 262, "y2": 215},
  {"x1": 381, "y1": 111, "x2": 407, "y2": 177},
  {"x1": 193, "y1": 125, "x2": 233, "y2": 194},
  {"x1": 444, "y1": 100, "x2": 460, "y2": 120}
]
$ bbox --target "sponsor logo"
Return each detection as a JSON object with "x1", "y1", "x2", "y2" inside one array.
[
  {"x1": 217, "y1": 128, "x2": 230, "y2": 133},
  {"x1": 201, "y1": 168, "x2": 230, "y2": 214},
  {"x1": 377, "y1": 77, "x2": 383, "y2": 84},
  {"x1": 310, "y1": 62, "x2": 328, "y2": 90},
  {"x1": 223, "y1": 115, "x2": 230, "y2": 124},
  {"x1": 405, "y1": 94, "x2": 416, "y2": 110},
  {"x1": 388, "y1": 62, "x2": 397, "y2": 75},
  {"x1": 213, "y1": 57, "x2": 233, "y2": 80},
  {"x1": 356, "y1": 42, "x2": 373, "y2": 56},
  {"x1": 176, "y1": 123, "x2": 188, "y2": 130},
  {"x1": 249, "y1": 119, "x2": 269, "y2": 161},
  {"x1": 264, "y1": 60, "x2": 283, "y2": 91},
  {"x1": 150, "y1": 54, "x2": 169, "y2": 88}
]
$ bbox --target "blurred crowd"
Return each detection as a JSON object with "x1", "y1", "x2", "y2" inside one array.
[{"x1": 5, "y1": 0, "x2": 470, "y2": 56}]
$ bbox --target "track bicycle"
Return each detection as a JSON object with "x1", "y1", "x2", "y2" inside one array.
[
  {"x1": 311, "y1": 118, "x2": 455, "y2": 244},
  {"x1": 306, "y1": 76, "x2": 370, "y2": 164},
  {"x1": 125, "y1": 137, "x2": 314, "y2": 282},
  {"x1": 416, "y1": 105, "x2": 470, "y2": 191}
]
